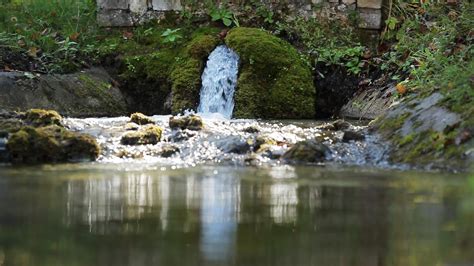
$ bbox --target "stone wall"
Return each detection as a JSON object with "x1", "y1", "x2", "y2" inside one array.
[{"x1": 97, "y1": 0, "x2": 384, "y2": 30}]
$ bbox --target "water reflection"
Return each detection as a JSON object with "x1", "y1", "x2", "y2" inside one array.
[{"x1": 0, "y1": 166, "x2": 473, "y2": 266}]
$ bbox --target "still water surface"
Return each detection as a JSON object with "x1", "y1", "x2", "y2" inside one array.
[{"x1": 0, "y1": 164, "x2": 473, "y2": 266}]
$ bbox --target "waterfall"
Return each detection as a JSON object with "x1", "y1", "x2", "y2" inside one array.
[{"x1": 197, "y1": 45, "x2": 239, "y2": 119}]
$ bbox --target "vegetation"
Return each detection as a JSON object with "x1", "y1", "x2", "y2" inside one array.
[{"x1": 226, "y1": 27, "x2": 315, "y2": 119}]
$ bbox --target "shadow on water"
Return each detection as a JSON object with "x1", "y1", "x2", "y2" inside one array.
[{"x1": 0, "y1": 164, "x2": 473, "y2": 266}]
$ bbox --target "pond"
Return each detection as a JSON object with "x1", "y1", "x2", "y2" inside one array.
[{"x1": 0, "y1": 164, "x2": 473, "y2": 266}]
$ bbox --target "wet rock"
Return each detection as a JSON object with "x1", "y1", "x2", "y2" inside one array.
[
  {"x1": 342, "y1": 131, "x2": 365, "y2": 142},
  {"x1": 332, "y1": 120, "x2": 352, "y2": 131},
  {"x1": 7, "y1": 125, "x2": 100, "y2": 163},
  {"x1": 258, "y1": 145, "x2": 286, "y2": 160},
  {"x1": 169, "y1": 115, "x2": 203, "y2": 131},
  {"x1": 253, "y1": 135, "x2": 277, "y2": 152},
  {"x1": 218, "y1": 136, "x2": 252, "y2": 154},
  {"x1": 24, "y1": 109, "x2": 62, "y2": 127},
  {"x1": 0, "y1": 134, "x2": 9, "y2": 162},
  {"x1": 0, "y1": 118, "x2": 24, "y2": 134},
  {"x1": 320, "y1": 119, "x2": 352, "y2": 131},
  {"x1": 282, "y1": 140, "x2": 330, "y2": 164},
  {"x1": 121, "y1": 125, "x2": 163, "y2": 145},
  {"x1": 170, "y1": 130, "x2": 197, "y2": 142},
  {"x1": 130, "y1": 112, "x2": 154, "y2": 125},
  {"x1": 243, "y1": 125, "x2": 260, "y2": 133},
  {"x1": 124, "y1": 122, "x2": 140, "y2": 131},
  {"x1": 159, "y1": 144, "x2": 180, "y2": 158}
]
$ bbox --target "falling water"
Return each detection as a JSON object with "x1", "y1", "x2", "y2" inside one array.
[{"x1": 197, "y1": 45, "x2": 239, "y2": 119}]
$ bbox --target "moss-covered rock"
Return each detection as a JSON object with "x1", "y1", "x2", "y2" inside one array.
[
  {"x1": 225, "y1": 27, "x2": 316, "y2": 119},
  {"x1": 169, "y1": 114, "x2": 204, "y2": 131},
  {"x1": 24, "y1": 109, "x2": 62, "y2": 127},
  {"x1": 282, "y1": 140, "x2": 330, "y2": 164},
  {"x1": 6, "y1": 125, "x2": 100, "y2": 164},
  {"x1": 130, "y1": 112, "x2": 154, "y2": 125},
  {"x1": 121, "y1": 125, "x2": 163, "y2": 145},
  {"x1": 170, "y1": 34, "x2": 220, "y2": 113}
]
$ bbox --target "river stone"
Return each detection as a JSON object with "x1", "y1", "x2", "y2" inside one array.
[
  {"x1": 169, "y1": 115, "x2": 204, "y2": 131},
  {"x1": 282, "y1": 140, "x2": 330, "y2": 164},
  {"x1": 0, "y1": 68, "x2": 127, "y2": 117},
  {"x1": 342, "y1": 131, "x2": 365, "y2": 142},
  {"x1": 159, "y1": 144, "x2": 180, "y2": 158},
  {"x1": 130, "y1": 112, "x2": 154, "y2": 125},
  {"x1": 24, "y1": 109, "x2": 62, "y2": 127},
  {"x1": 121, "y1": 125, "x2": 163, "y2": 145},
  {"x1": 7, "y1": 125, "x2": 100, "y2": 164}
]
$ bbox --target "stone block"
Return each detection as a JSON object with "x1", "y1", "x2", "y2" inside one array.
[
  {"x1": 97, "y1": 10, "x2": 134, "y2": 27},
  {"x1": 358, "y1": 8, "x2": 382, "y2": 29},
  {"x1": 152, "y1": 0, "x2": 182, "y2": 11},
  {"x1": 357, "y1": 0, "x2": 382, "y2": 9},
  {"x1": 342, "y1": 0, "x2": 356, "y2": 5},
  {"x1": 97, "y1": 0, "x2": 129, "y2": 10},
  {"x1": 329, "y1": 0, "x2": 339, "y2": 3}
]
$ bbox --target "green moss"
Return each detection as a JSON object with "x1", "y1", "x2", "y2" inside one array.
[
  {"x1": 7, "y1": 125, "x2": 100, "y2": 164},
  {"x1": 170, "y1": 34, "x2": 220, "y2": 113},
  {"x1": 225, "y1": 27, "x2": 316, "y2": 119},
  {"x1": 169, "y1": 114, "x2": 204, "y2": 131},
  {"x1": 130, "y1": 113, "x2": 154, "y2": 125},
  {"x1": 377, "y1": 113, "x2": 411, "y2": 132},
  {"x1": 24, "y1": 109, "x2": 62, "y2": 127},
  {"x1": 121, "y1": 125, "x2": 163, "y2": 145},
  {"x1": 0, "y1": 119, "x2": 24, "y2": 133}
]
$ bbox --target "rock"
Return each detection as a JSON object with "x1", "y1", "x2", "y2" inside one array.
[
  {"x1": 124, "y1": 122, "x2": 140, "y2": 131},
  {"x1": 225, "y1": 27, "x2": 316, "y2": 119},
  {"x1": 357, "y1": 0, "x2": 382, "y2": 9},
  {"x1": 340, "y1": 83, "x2": 396, "y2": 120},
  {"x1": 0, "y1": 118, "x2": 24, "y2": 134},
  {"x1": 24, "y1": 109, "x2": 62, "y2": 127},
  {"x1": 6, "y1": 125, "x2": 100, "y2": 164},
  {"x1": 130, "y1": 112, "x2": 154, "y2": 125},
  {"x1": 243, "y1": 125, "x2": 260, "y2": 133},
  {"x1": 342, "y1": 131, "x2": 365, "y2": 142},
  {"x1": 218, "y1": 136, "x2": 252, "y2": 154},
  {"x1": 159, "y1": 145, "x2": 180, "y2": 158},
  {"x1": 253, "y1": 135, "x2": 277, "y2": 152},
  {"x1": 321, "y1": 119, "x2": 352, "y2": 131},
  {"x1": 358, "y1": 8, "x2": 382, "y2": 30},
  {"x1": 0, "y1": 135, "x2": 8, "y2": 162},
  {"x1": 0, "y1": 67, "x2": 127, "y2": 117},
  {"x1": 169, "y1": 115, "x2": 203, "y2": 131},
  {"x1": 282, "y1": 140, "x2": 330, "y2": 164},
  {"x1": 121, "y1": 125, "x2": 163, "y2": 145},
  {"x1": 170, "y1": 130, "x2": 197, "y2": 142}
]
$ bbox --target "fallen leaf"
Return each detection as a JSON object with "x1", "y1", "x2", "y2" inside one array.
[
  {"x1": 396, "y1": 82, "x2": 408, "y2": 95},
  {"x1": 69, "y1": 32, "x2": 80, "y2": 41},
  {"x1": 122, "y1": 31, "x2": 134, "y2": 40},
  {"x1": 28, "y1": 47, "x2": 38, "y2": 58}
]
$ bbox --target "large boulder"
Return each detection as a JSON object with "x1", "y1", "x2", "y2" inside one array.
[
  {"x1": 225, "y1": 27, "x2": 316, "y2": 119},
  {"x1": 0, "y1": 68, "x2": 127, "y2": 117},
  {"x1": 7, "y1": 125, "x2": 100, "y2": 163}
]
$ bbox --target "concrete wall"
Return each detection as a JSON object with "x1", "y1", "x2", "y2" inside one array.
[{"x1": 97, "y1": 0, "x2": 383, "y2": 30}]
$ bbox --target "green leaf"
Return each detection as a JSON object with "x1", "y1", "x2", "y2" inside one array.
[{"x1": 223, "y1": 18, "x2": 232, "y2": 27}]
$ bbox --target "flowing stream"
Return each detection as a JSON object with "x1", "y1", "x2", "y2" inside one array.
[
  {"x1": 0, "y1": 47, "x2": 473, "y2": 264},
  {"x1": 197, "y1": 45, "x2": 239, "y2": 119}
]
